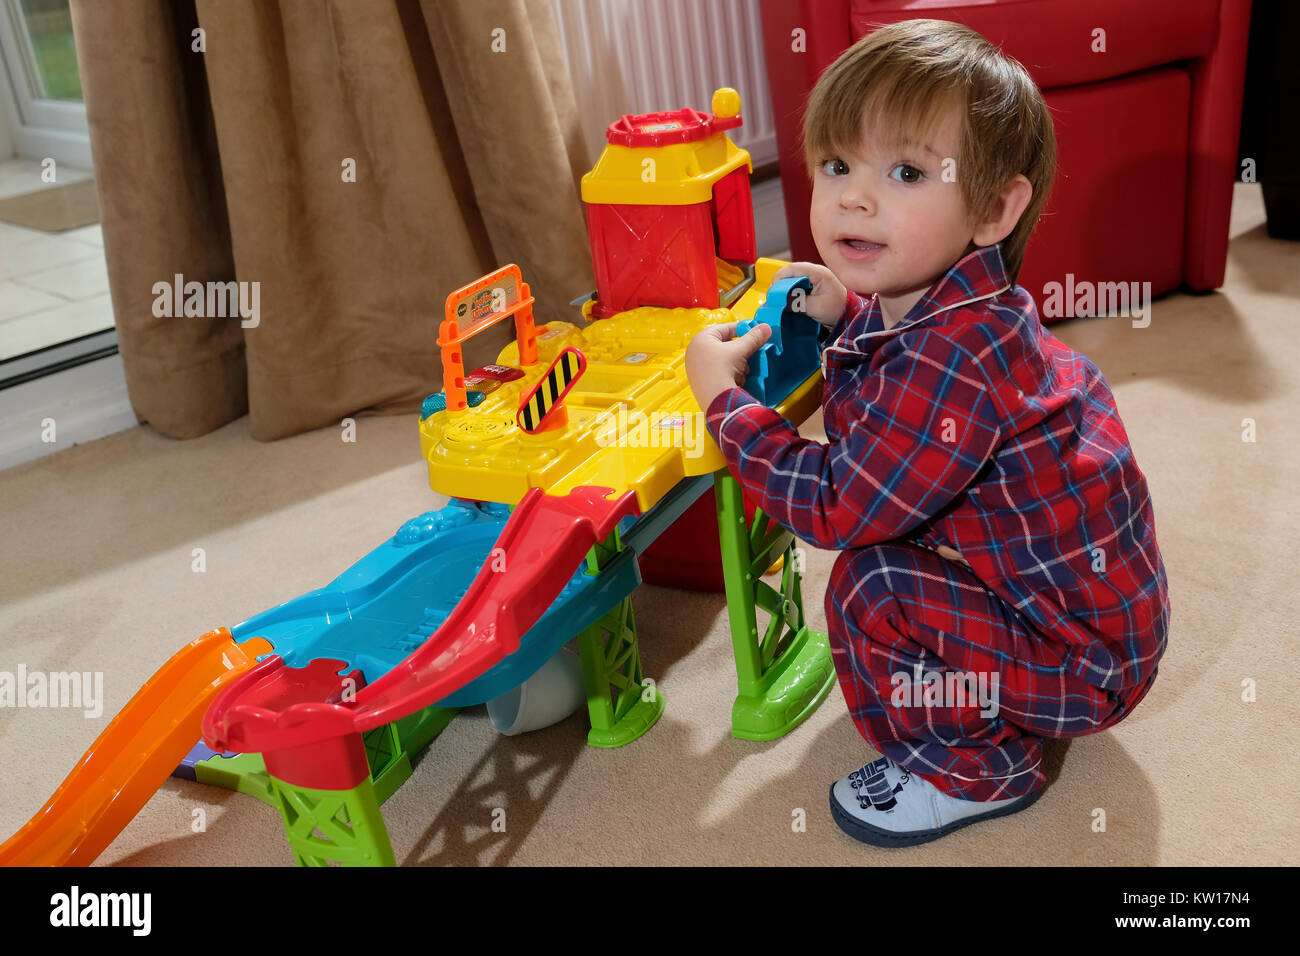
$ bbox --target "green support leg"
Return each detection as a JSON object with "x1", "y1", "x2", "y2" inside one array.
[
  {"x1": 576, "y1": 527, "x2": 665, "y2": 748},
  {"x1": 266, "y1": 774, "x2": 396, "y2": 867},
  {"x1": 365, "y1": 706, "x2": 459, "y2": 805},
  {"x1": 714, "y1": 469, "x2": 836, "y2": 741},
  {"x1": 197, "y1": 706, "x2": 457, "y2": 867}
]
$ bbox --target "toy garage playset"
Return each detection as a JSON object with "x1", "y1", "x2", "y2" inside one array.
[{"x1": 0, "y1": 89, "x2": 836, "y2": 867}]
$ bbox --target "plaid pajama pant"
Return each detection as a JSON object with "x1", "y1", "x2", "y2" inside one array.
[{"x1": 825, "y1": 538, "x2": 1160, "y2": 802}]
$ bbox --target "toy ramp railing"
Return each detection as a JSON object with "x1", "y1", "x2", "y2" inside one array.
[{"x1": 202, "y1": 486, "x2": 640, "y2": 790}]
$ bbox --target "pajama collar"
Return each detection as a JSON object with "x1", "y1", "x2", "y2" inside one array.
[{"x1": 846, "y1": 243, "x2": 1014, "y2": 342}]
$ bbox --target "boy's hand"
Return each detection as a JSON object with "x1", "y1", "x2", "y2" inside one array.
[
  {"x1": 771, "y1": 262, "x2": 849, "y2": 327},
  {"x1": 685, "y1": 321, "x2": 772, "y2": 411}
]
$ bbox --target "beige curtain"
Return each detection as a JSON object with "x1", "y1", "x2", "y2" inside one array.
[{"x1": 69, "y1": 0, "x2": 595, "y2": 440}]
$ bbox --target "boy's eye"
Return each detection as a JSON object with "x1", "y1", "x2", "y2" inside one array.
[
  {"x1": 889, "y1": 164, "x2": 924, "y2": 184},
  {"x1": 821, "y1": 158, "x2": 849, "y2": 176}
]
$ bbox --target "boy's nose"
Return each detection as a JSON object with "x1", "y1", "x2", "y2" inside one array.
[{"x1": 839, "y1": 185, "x2": 874, "y2": 214}]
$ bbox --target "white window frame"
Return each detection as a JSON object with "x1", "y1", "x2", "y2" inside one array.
[{"x1": 0, "y1": 0, "x2": 90, "y2": 167}]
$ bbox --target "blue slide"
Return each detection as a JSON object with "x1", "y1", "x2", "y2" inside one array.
[{"x1": 175, "y1": 477, "x2": 711, "y2": 775}]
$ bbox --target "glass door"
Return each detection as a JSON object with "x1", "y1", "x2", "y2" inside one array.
[
  {"x1": 0, "y1": 0, "x2": 111, "y2": 378},
  {"x1": 1, "y1": 0, "x2": 85, "y2": 128}
]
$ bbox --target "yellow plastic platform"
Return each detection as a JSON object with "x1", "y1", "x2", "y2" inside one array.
[{"x1": 420, "y1": 258, "x2": 823, "y2": 513}]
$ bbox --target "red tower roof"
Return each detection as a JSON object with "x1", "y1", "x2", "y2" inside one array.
[{"x1": 604, "y1": 105, "x2": 742, "y2": 148}]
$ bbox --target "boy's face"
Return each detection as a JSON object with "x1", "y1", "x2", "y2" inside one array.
[{"x1": 809, "y1": 105, "x2": 978, "y2": 322}]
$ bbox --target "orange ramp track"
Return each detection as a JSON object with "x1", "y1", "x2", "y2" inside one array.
[{"x1": 0, "y1": 629, "x2": 271, "y2": 867}]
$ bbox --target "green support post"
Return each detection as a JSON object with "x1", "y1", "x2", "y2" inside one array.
[
  {"x1": 266, "y1": 774, "x2": 396, "y2": 867},
  {"x1": 365, "y1": 706, "x2": 459, "y2": 805},
  {"x1": 197, "y1": 705, "x2": 457, "y2": 866},
  {"x1": 576, "y1": 526, "x2": 665, "y2": 747},
  {"x1": 714, "y1": 469, "x2": 836, "y2": 740}
]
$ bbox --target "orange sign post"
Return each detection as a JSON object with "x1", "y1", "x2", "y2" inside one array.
[{"x1": 438, "y1": 264, "x2": 539, "y2": 412}]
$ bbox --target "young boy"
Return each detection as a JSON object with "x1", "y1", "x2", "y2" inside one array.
[{"x1": 684, "y1": 20, "x2": 1169, "y2": 848}]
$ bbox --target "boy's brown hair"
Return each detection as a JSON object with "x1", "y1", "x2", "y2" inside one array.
[{"x1": 802, "y1": 19, "x2": 1056, "y2": 282}]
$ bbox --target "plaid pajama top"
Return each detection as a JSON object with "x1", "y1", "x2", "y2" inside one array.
[{"x1": 706, "y1": 245, "x2": 1169, "y2": 696}]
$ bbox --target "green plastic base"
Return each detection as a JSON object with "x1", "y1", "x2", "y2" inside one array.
[
  {"x1": 586, "y1": 689, "x2": 665, "y2": 748},
  {"x1": 731, "y1": 627, "x2": 836, "y2": 741},
  {"x1": 195, "y1": 752, "x2": 277, "y2": 807}
]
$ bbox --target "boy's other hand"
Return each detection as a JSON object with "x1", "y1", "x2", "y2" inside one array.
[
  {"x1": 685, "y1": 321, "x2": 772, "y2": 412},
  {"x1": 772, "y1": 262, "x2": 849, "y2": 327}
]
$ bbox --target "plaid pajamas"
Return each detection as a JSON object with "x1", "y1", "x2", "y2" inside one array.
[{"x1": 706, "y1": 246, "x2": 1169, "y2": 801}]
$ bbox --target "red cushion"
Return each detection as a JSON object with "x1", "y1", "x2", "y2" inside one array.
[
  {"x1": 759, "y1": 0, "x2": 1251, "y2": 306},
  {"x1": 1019, "y1": 68, "x2": 1190, "y2": 306},
  {"x1": 849, "y1": 0, "x2": 1220, "y2": 88}
]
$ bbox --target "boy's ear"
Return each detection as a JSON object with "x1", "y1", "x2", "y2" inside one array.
[{"x1": 972, "y1": 174, "x2": 1033, "y2": 248}]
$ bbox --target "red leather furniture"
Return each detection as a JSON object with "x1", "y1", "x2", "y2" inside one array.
[{"x1": 759, "y1": 0, "x2": 1254, "y2": 314}]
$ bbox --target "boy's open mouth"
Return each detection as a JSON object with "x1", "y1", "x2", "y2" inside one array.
[{"x1": 837, "y1": 237, "x2": 886, "y2": 259}]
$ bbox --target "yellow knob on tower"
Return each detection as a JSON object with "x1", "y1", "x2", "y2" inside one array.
[{"x1": 712, "y1": 87, "x2": 741, "y2": 119}]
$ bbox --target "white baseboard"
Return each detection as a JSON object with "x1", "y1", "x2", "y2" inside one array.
[{"x1": 0, "y1": 353, "x2": 137, "y2": 472}]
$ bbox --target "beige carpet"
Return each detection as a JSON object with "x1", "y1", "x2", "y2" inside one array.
[{"x1": 1, "y1": 184, "x2": 1296, "y2": 866}]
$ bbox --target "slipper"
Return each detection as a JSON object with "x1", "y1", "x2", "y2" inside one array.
[{"x1": 829, "y1": 756, "x2": 1043, "y2": 847}]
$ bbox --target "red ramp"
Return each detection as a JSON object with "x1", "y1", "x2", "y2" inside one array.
[{"x1": 203, "y1": 487, "x2": 639, "y2": 786}]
